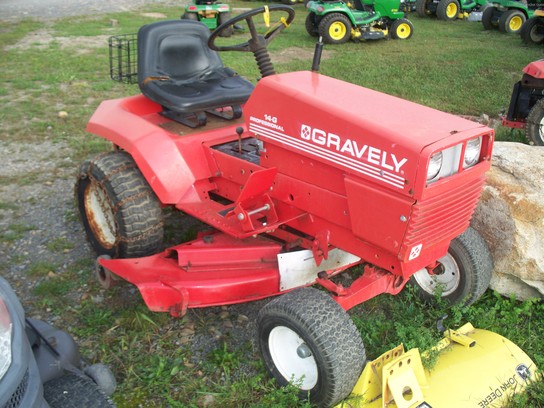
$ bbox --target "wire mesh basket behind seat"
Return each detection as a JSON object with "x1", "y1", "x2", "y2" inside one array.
[{"x1": 108, "y1": 33, "x2": 138, "y2": 84}]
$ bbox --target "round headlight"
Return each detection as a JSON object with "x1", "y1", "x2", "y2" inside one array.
[
  {"x1": 427, "y1": 151, "x2": 443, "y2": 181},
  {"x1": 464, "y1": 137, "x2": 481, "y2": 168}
]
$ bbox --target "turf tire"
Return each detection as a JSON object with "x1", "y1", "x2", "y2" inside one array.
[
  {"x1": 499, "y1": 9, "x2": 526, "y2": 34},
  {"x1": 76, "y1": 151, "x2": 163, "y2": 259},
  {"x1": 437, "y1": 0, "x2": 460, "y2": 21},
  {"x1": 305, "y1": 13, "x2": 320, "y2": 37},
  {"x1": 416, "y1": 0, "x2": 433, "y2": 17},
  {"x1": 526, "y1": 99, "x2": 544, "y2": 146},
  {"x1": 318, "y1": 13, "x2": 352, "y2": 44},
  {"x1": 390, "y1": 18, "x2": 414, "y2": 40},
  {"x1": 481, "y1": 6, "x2": 497, "y2": 30},
  {"x1": 181, "y1": 12, "x2": 199, "y2": 21},
  {"x1": 218, "y1": 12, "x2": 234, "y2": 37},
  {"x1": 257, "y1": 287, "x2": 366, "y2": 407},
  {"x1": 520, "y1": 16, "x2": 544, "y2": 44},
  {"x1": 409, "y1": 227, "x2": 492, "y2": 306}
]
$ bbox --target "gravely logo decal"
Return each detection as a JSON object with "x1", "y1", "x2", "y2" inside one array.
[
  {"x1": 300, "y1": 125, "x2": 408, "y2": 174},
  {"x1": 248, "y1": 116, "x2": 408, "y2": 189}
]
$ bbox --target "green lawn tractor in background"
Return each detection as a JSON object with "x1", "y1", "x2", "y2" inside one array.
[
  {"x1": 182, "y1": 0, "x2": 233, "y2": 36},
  {"x1": 400, "y1": 0, "x2": 418, "y2": 12},
  {"x1": 305, "y1": 0, "x2": 414, "y2": 43},
  {"x1": 482, "y1": 0, "x2": 535, "y2": 34},
  {"x1": 520, "y1": 8, "x2": 544, "y2": 44},
  {"x1": 416, "y1": 0, "x2": 488, "y2": 20}
]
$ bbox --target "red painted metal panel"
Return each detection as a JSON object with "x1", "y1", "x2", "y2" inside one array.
[
  {"x1": 344, "y1": 176, "x2": 414, "y2": 254},
  {"x1": 523, "y1": 60, "x2": 544, "y2": 78},
  {"x1": 86, "y1": 95, "x2": 245, "y2": 205},
  {"x1": 99, "y1": 233, "x2": 283, "y2": 315},
  {"x1": 244, "y1": 71, "x2": 488, "y2": 197}
]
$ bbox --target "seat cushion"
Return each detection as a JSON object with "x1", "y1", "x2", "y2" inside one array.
[{"x1": 137, "y1": 20, "x2": 253, "y2": 114}]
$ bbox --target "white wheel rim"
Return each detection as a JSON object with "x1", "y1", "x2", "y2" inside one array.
[
  {"x1": 412, "y1": 253, "x2": 460, "y2": 296},
  {"x1": 84, "y1": 183, "x2": 116, "y2": 248},
  {"x1": 539, "y1": 116, "x2": 544, "y2": 139},
  {"x1": 268, "y1": 326, "x2": 318, "y2": 390}
]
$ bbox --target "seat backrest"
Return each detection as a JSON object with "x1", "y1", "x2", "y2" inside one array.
[
  {"x1": 136, "y1": 19, "x2": 254, "y2": 126},
  {"x1": 137, "y1": 20, "x2": 224, "y2": 86}
]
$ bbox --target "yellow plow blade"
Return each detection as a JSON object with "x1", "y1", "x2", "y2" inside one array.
[{"x1": 338, "y1": 323, "x2": 538, "y2": 408}]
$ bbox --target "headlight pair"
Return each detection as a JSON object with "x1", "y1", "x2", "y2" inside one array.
[{"x1": 426, "y1": 136, "x2": 482, "y2": 183}]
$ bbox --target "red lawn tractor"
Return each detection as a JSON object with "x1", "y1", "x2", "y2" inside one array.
[
  {"x1": 77, "y1": 6, "x2": 497, "y2": 406},
  {"x1": 503, "y1": 59, "x2": 544, "y2": 145}
]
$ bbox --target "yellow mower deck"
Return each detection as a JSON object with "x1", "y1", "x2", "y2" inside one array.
[{"x1": 339, "y1": 323, "x2": 538, "y2": 408}]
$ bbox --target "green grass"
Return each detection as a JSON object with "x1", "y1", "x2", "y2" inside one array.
[
  {"x1": 2, "y1": 2, "x2": 543, "y2": 407},
  {"x1": 0, "y1": 223, "x2": 35, "y2": 242}
]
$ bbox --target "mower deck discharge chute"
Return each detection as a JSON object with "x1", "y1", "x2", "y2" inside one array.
[{"x1": 76, "y1": 6, "x2": 537, "y2": 406}]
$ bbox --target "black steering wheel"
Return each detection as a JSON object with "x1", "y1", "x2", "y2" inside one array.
[{"x1": 208, "y1": 5, "x2": 296, "y2": 77}]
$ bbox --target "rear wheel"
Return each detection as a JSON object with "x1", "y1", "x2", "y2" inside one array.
[
  {"x1": 218, "y1": 12, "x2": 234, "y2": 37},
  {"x1": 305, "y1": 13, "x2": 320, "y2": 37},
  {"x1": 409, "y1": 227, "x2": 492, "y2": 306},
  {"x1": 520, "y1": 17, "x2": 544, "y2": 44},
  {"x1": 416, "y1": 0, "x2": 433, "y2": 17},
  {"x1": 481, "y1": 6, "x2": 497, "y2": 30},
  {"x1": 181, "y1": 12, "x2": 199, "y2": 21},
  {"x1": 526, "y1": 99, "x2": 544, "y2": 146},
  {"x1": 390, "y1": 18, "x2": 414, "y2": 40},
  {"x1": 257, "y1": 287, "x2": 366, "y2": 407},
  {"x1": 76, "y1": 151, "x2": 163, "y2": 259},
  {"x1": 437, "y1": 0, "x2": 460, "y2": 21},
  {"x1": 319, "y1": 13, "x2": 352, "y2": 44},
  {"x1": 499, "y1": 9, "x2": 526, "y2": 33}
]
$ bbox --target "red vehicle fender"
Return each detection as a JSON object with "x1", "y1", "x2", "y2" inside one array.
[
  {"x1": 523, "y1": 60, "x2": 544, "y2": 79},
  {"x1": 86, "y1": 94, "x2": 225, "y2": 205}
]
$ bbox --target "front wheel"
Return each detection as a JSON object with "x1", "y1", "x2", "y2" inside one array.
[
  {"x1": 499, "y1": 9, "x2": 526, "y2": 34},
  {"x1": 257, "y1": 287, "x2": 366, "y2": 407},
  {"x1": 390, "y1": 18, "x2": 414, "y2": 40},
  {"x1": 526, "y1": 99, "x2": 544, "y2": 146},
  {"x1": 437, "y1": 0, "x2": 460, "y2": 21},
  {"x1": 319, "y1": 13, "x2": 352, "y2": 44},
  {"x1": 409, "y1": 227, "x2": 492, "y2": 306}
]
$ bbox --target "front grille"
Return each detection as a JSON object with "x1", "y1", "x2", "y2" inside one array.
[
  {"x1": 2, "y1": 369, "x2": 29, "y2": 408},
  {"x1": 404, "y1": 176, "x2": 486, "y2": 249}
]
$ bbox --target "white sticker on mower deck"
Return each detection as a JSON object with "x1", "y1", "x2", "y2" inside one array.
[
  {"x1": 278, "y1": 249, "x2": 361, "y2": 291},
  {"x1": 409, "y1": 244, "x2": 423, "y2": 261}
]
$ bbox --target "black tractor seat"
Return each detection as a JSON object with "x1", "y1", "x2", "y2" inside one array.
[{"x1": 137, "y1": 20, "x2": 254, "y2": 127}]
